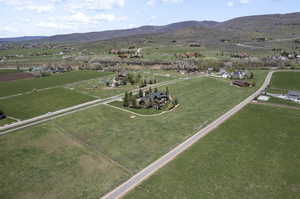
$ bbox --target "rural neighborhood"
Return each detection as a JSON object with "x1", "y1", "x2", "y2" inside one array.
[{"x1": 0, "y1": 1, "x2": 299, "y2": 199}]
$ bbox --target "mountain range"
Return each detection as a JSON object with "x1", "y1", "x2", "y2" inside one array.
[{"x1": 1, "y1": 12, "x2": 300, "y2": 43}]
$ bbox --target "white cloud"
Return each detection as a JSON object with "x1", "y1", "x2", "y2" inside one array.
[
  {"x1": 67, "y1": 0, "x2": 126, "y2": 11},
  {"x1": 17, "y1": 4, "x2": 54, "y2": 13},
  {"x1": 146, "y1": 0, "x2": 156, "y2": 6},
  {"x1": 66, "y1": 12, "x2": 127, "y2": 24},
  {"x1": 240, "y1": 0, "x2": 250, "y2": 4},
  {"x1": 0, "y1": 0, "x2": 54, "y2": 13},
  {"x1": 161, "y1": 0, "x2": 184, "y2": 3},
  {"x1": 36, "y1": 22, "x2": 70, "y2": 29},
  {"x1": 227, "y1": 1, "x2": 234, "y2": 7}
]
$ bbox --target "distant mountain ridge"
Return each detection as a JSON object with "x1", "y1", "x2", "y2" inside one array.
[
  {"x1": 1, "y1": 12, "x2": 300, "y2": 43},
  {"x1": 43, "y1": 20, "x2": 219, "y2": 43},
  {"x1": 0, "y1": 36, "x2": 47, "y2": 42}
]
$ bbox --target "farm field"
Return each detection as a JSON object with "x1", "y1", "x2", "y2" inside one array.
[
  {"x1": 0, "y1": 71, "x2": 267, "y2": 199},
  {"x1": 269, "y1": 71, "x2": 300, "y2": 91},
  {"x1": 0, "y1": 88, "x2": 95, "y2": 120},
  {"x1": 0, "y1": 71, "x2": 112, "y2": 97},
  {"x1": 125, "y1": 104, "x2": 300, "y2": 199}
]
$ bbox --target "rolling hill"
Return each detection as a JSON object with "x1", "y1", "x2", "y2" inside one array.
[{"x1": 1, "y1": 12, "x2": 300, "y2": 44}]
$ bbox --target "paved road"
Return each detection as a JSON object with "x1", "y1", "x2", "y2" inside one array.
[
  {"x1": 0, "y1": 78, "x2": 187, "y2": 136},
  {"x1": 100, "y1": 71, "x2": 274, "y2": 199},
  {"x1": 236, "y1": 43, "x2": 272, "y2": 50}
]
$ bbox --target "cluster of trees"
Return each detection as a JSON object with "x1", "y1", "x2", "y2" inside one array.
[
  {"x1": 123, "y1": 91, "x2": 138, "y2": 108},
  {"x1": 110, "y1": 72, "x2": 158, "y2": 88}
]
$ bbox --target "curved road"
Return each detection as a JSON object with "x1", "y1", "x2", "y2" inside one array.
[{"x1": 100, "y1": 71, "x2": 274, "y2": 199}]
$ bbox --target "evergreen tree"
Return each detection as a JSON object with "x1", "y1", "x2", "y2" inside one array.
[
  {"x1": 149, "y1": 87, "x2": 153, "y2": 94},
  {"x1": 131, "y1": 95, "x2": 137, "y2": 108},
  {"x1": 123, "y1": 92, "x2": 129, "y2": 107},
  {"x1": 139, "y1": 89, "x2": 144, "y2": 98},
  {"x1": 137, "y1": 73, "x2": 142, "y2": 82},
  {"x1": 149, "y1": 79, "x2": 153, "y2": 84},
  {"x1": 154, "y1": 88, "x2": 158, "y2": 93},
  {"x1": 154, "y1": 79, "x2": 157, "y2": 84},
  {"x1": 174, "y1": 97, "x2": 178, "y2": 105},
  {"x1": 166, "y1": 87, "x2": 169, "y2": 96}
]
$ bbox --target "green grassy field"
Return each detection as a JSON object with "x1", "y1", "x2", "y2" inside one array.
[
  {"x1": 125, "y1": 104, "x2": 300, "y2": 199},
  {"x1": 270, "y1": 71, "x2": 300, "y2": 91},
  {"x1": 0, "y1": 71, "x2": 112, "y2": 97},
  {"x1": 0, "y1": 88, "x2": 95, "y2": 120},
  {"x1": 267, "y1": 97, "x2": 300, "y2": 107},
  {"x1": 0, "y1": 71, "x2": 267, "y2": 199}
]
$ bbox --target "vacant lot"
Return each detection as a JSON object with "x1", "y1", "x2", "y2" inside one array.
[
  {"x1": 0, "y1": 71, "x2": 112, "y2": 97},
  {"x1": 0, "y1": 88, "x2": 95, "y2": 120},
  {"x1": 125, "y1": 104, "x2": 300, "y2": 199},
  {"x1": 0, "y1": 71, "x2": 267, "y2": 199},
  {"x1": 270, "y1": 71, "x2": 300, "y2": 91}
]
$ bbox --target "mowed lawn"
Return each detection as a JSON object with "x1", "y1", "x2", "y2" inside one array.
[
  {"x1": 0, "y1": 71, "x2": 267, "y2": 199},
  {"x1": 125, "y1": 104, "x2": 300, "y2": 199},
  {"x1": 0, "y1": 71, "x2": 112, "y2": 97},
  {"x1": 0, "y1": 88, "x2": 95, "y2": 120},
  {"x1": 270, "y1": 71, "x2": 300, "y2": 91}
]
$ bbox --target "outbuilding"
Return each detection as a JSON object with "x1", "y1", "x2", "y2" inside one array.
[{"x1": 287, "y1": 91, "x2": 300, "y2": 100}]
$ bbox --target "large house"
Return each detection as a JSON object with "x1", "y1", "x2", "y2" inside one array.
[
  {"x1": 232, "y1": 80, "x2": 250, "y2": 87},
  {"x1": 139, "y1": 92, "x2": 169, "y2": 109}
]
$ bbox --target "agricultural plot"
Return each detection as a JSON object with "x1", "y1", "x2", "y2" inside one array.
[
  {"x1": 125, "y1": 104, "x2": 300, "y2": 199},
  {"x1": 269, "y1": 71, "x2": 300, "y2": 91},
  {"x1": 0, "y1": 71, "x2": 112, "y2": 97},
  {"x1": 0, "y1": 88, "x2": 95, "y2": 120},
  {"x1": 0, "y1": 71, "x2": 267, "y2": 199}
]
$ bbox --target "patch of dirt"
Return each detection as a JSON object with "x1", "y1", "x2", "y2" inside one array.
[
  {"x1": 0, "y1": 72, "x2": 34, "y2": 82},
  {"x1": 79, "y1": 154, "x2": 112, "y2": 175}
]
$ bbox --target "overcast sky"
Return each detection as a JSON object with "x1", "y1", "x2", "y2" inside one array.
[{"x1": 0, "y1": 0, "x2": 299, "y2": 38}]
